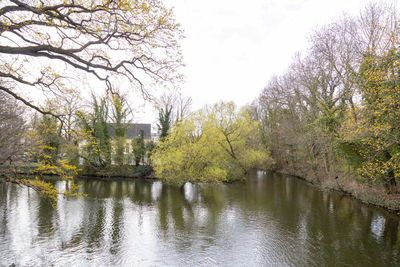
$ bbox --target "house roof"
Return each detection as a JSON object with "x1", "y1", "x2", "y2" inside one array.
[{"x1": 109, "y1": 123, "x2": 151, "y2": 139}]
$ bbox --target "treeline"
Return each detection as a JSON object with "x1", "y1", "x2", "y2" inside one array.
[{"x1": 252, "y1": 3, "x2": 400, "y2": 193}]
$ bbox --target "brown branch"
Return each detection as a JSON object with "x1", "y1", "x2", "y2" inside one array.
[{"x1": 0, "y1": 85, "x2": 58, "y2": 117}]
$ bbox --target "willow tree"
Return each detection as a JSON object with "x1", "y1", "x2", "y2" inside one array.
[{"x1": 152, "y1": 102, "x2": 273, "y2": 184}]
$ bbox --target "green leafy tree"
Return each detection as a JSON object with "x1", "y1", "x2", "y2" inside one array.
[
  {"x1": 152, "y1": 101, "x2": 273, "y2": 184},
  {"x1": 111, "y1": 93, "x2": 128, "y2": 166},
  {"x1": 339, "y1": 49, "x2": 400, "y2": 193},
  {"x1": 157, "y1": 104, "x2": 173, "y2": 141},
  {"x1": 77, "y1": 95, "x2": 111, "y2": 169},
  {"x1": 145, "y1": 140, "x2": 156, "y2": 166},
  {"x1": 132, "y1": 129, "x2": 145, "y2": 166},
  {"x1": 12, "y1": 113, "x2": 85, "y2": 206}
]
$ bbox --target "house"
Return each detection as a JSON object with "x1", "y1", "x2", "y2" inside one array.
[
  {"x1": 109, "y1": 123, "x2": 152, "y2": 140},
  {"x1": 79, "y1": 123, "x2": 158, "y2": 165},
  {"x1": 109, "y1": 123, "x2": 153, "y2": 165}
]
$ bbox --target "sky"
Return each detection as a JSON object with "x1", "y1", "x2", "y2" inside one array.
[{"x1": 152, "y1": 0, "x2": 374, "y2": 113}]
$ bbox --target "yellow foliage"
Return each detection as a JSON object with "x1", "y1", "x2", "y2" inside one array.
[{"x1": 22, "y1": 121, "x2": 86, "y2": 206}]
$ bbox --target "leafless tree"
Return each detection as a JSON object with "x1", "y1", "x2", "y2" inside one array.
[
  {"x1": 0, "y1": 87, "x2": 26, "y2": 164},
  {"x1": 156, "y1": 91, "x2": 192, "y2": 123}
]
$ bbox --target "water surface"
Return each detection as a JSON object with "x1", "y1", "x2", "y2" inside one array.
[{"x1": 1, "y1": 172, "x2": 400, "y2": 266}]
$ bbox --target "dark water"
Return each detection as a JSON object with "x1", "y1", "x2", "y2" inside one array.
[{"x1": 1, "y1": 172, "x2": 400, "y2": 266}]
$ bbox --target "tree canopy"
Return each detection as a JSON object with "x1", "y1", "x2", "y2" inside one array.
[{"x1": 0, "y1": 0, "x2": 183, "y2": 116}]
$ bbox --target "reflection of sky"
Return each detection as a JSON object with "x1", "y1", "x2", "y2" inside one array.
[
  {"x1": 370, "y1": 215, "x2": 386, "y2": 240},
  {"x1": 151, "y1": 181, "x2": 163, "y2": 201}
]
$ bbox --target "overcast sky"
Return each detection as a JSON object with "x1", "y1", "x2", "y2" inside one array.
[{"x1": 154, "y1": 0, "x2": 374, "y2": 111}]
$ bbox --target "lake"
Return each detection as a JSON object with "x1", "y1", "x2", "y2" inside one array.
[{"x1": 1, "y1": 172, "x2": 400, "y2": 266}]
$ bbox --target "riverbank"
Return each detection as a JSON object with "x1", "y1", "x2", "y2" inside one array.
[
  {"x1": 79, "y1": 165, "x2": 154, "y2": 179},
  {"x1": 276, "y1": 168, "x2": 400, "y2": 214},
  {"x1": 0, "y1": 164, "x2": 156, "y2": 180}
]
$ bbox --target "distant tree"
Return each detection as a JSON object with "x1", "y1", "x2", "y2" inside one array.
[
  {"x1": 132, "y1": 129, "x2": 145, "y2": 166},
  {"x1": 156, "y1": 92, "x2": 192, "y2": 141},
  {"x1": 77, "y1": 94, "x2": 111, "y2": 169},
  {"x1": 36, "y1": 114, "x2": 61, "y2": 164},
  {"x1": 0, "y1": 89, "x2": 25, "y2": 164},
  {"x1": 145, "y1": 140, "x2": 156, "y2": 166},
  {"x1": 111, "y1": 93, "x2": 129, "y2": 166},
  {"x1": 175, "y1": 94, "x2": 192, "y2": 123},
  {"x1": 157, "y1": 104, "x2": 173, "y2": 141}
]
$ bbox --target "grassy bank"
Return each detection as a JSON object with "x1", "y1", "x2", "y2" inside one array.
[
  {"x1": 79, "y1": 165, "x2": 155, "y2": 179},
  {"x1": 0, "y1": 164, "x2": 155, "y2": 180}
]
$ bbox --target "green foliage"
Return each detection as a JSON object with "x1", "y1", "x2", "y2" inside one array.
[
  {"x1": 334, "y1": 139, "x2": 364, "y2": 171},
  {"x1": 145, "y1": 141, "x2": 156, "y2": 166},
  {"x1": 77, "y1": 95, "x2": 111, "y2": 170},
  {"x1": 340, "y1": 49, "x2": 400, "y2": 192},
  {"x1": 134, "y1": 165, "x2": 153, "y2": 177},
  {"x1": 157, "y1": 104, "x2": 173, "y2": 141},
  {"x1": 132, "y1": 129, "x2": 146, "y2": 166},
  {"x1": 111, "y1": 94, "x2": 129, "y2": 166},
  {"x1": 152, "y1": 101, "x2": 273, "y2": 184}
]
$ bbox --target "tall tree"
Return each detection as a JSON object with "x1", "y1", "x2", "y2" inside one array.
[
  {"x1": 0, "y1": 88, "x2": 25, "y2": 164},
  {"x1": 255, "y1": 2, "x2": 400, "y2": 191},
  {"x1": 78, "y1": 94, "x2": 111, "y2": 169},
  {"x1": 157, "y1": 104, "x2": 173, "y2": 141},
  {"x1": 156, "y1": 92, "x2": 192, "y2": 141},
  {"x1": 111, "y1": 93, "x2": 129, "y2": 166},
  {"x1": 339, "y1": 48, "x2": 400, "y2": 193},
  {"x1": 132, "y1": 129, "x2": 145, "y2": 166}
]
